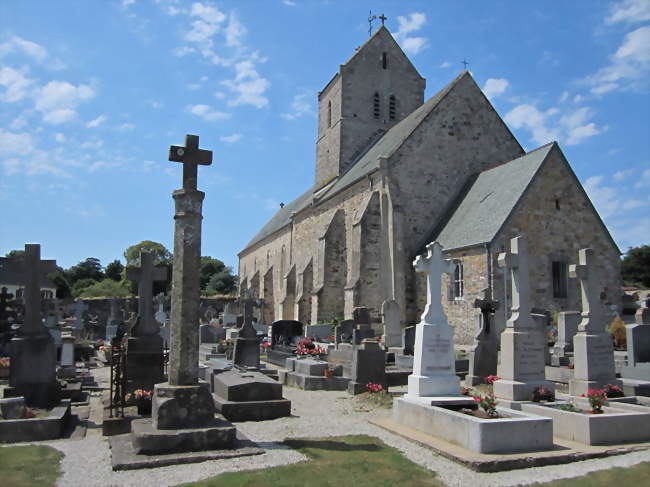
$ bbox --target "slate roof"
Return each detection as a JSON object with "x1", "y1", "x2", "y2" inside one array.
[
  {"x1": 240, "y1": 71, "x2": 469, "y2": 253},
  {"x1": 430, "y1": 142, "x2": 555, "y2": 251}
]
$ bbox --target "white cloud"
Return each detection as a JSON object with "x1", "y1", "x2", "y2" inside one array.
[
  {"x1": 634, "y1": 168, "x2": 650, "y2": 188},
  {"x1": 184, "y1": 2, "x2": 226, "y2": 55},
  {"x1": 0, "y1": 66, "x2": 34, "y2": 103},
  {"x1": 117, "y1": 122, "x2": 135, "y2": 131},
  {"x1": 482, "y1": 78, "x2": 509, "y2": 99},
  {"x1": 221, "y1": 60, "x2": 269, "y2": 108},
  {"x1": 584, "y1": 174, "x2": 648, "y2": 218},
  {"x1": 10, "y1": 114, "x2": 28, "y2": 130},
  {"x1": 186, "y1": 103, "x2": 231, "y2": 121},
  {"x1": 34, "y1": 80, "x2": 95, "y2": 124},
  {"x1": 86, "y1": 114, "x2": 107, "y2": 128},
  {"x1": 54, "y1": 133, "x2": 66, "y2": 142},
  {"x1": 220, "y1": 133, "x2": 242, "y2": 143},
  {"x1": 606, "y1": 0, "x2": 650, "y2": 24},
  {"x1": 281, "y1": 91, "x2": 315, "y2": 120},
  {"x1": 80, "y1": 139, "x2": 103, "y2": 150},
  {"x1": 558, "y1": 91, "x2": 569, "y2": 103},
  {"x1": 225, "y1": 14, "x2": 246, "y2": 48},
  {"x1": 283, "y1": 0, "x2": 296, "y2": 5},
  {"x1": 613, "y1": 168, "x2": 635, "y2": 181},
  {"x1": 0, "y1": 129, "x2": 34, "y2": 157},
  {"x1": 88, "y1": 160, "x2": 123, "y2": 172},
  {"x1": 394, "y1": 13, "x2": 427, "y2": 56},
  {"x1": 573, "y1": 94, "x2": 584, "y2": 103},
  {"x1": 584, "y1": 25, "x2": 650, "y2": 94},
  {"x1": 505, "y1": 103, "x2": 602, "y2": 146},
  {"x1": 173, "y1": 46, "x2": 196, "y2": 57},
  {"x1": 440, "y1": 61, "x2": 451, "y2": 68},
  {"x1": 122, "y1": 0, "x2": 137, "y2": 6},
  {"x1": 0, "y1": 35, "x2": 47, "y2": 63}
]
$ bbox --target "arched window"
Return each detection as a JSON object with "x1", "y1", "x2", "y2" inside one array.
[
  {"x1": 327, "y1": 100, "x2": 332, "y2": 128},
  {"x1": 373, "y1": 92, "x2": 380, "y2": 119},
  {"x1": 389, "y1": 95, "x2": 396, "y2": 121}
]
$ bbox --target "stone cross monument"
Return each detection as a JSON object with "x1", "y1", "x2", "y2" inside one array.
[
  {"x1": 233, "y1": 288, "x2": 261, "y2": 368},
  {"x1": 126, "y1": 251, "x2": 168, "y2": 337},
  {"x1": 8, "y1": 244, "x2": 60, "y2": 407},
  {"x1": 152, "y1": 134, "x2": 216, "y2": 431},
  {"x1": 406, "y1": 241, "x2": 461, "y2": 399},
  {"x1": 568, "y1": 248, "x2": 621, "y2": 396},
  {"x1": 493, "y1": 236, "x2": 554, "y2": 400}
]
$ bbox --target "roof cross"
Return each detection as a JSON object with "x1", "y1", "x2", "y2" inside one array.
[
  {"x1": 462, "y1": 59, "x2": 469, "y2": 70},
  {"x1": 168, "y1": 134, "x2": 212, "y2": 191},
  {"x1": 379, "y1": 14, "x2": 387, "y2": 25}
]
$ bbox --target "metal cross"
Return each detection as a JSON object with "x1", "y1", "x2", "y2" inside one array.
[
  {"x1": 168, "y1": 134, "x2": 213, "y2": 191},
  {"x1": 462, "y1": 59, "x2": 469, "y2": 70},
  {"x1": 379, "y1": 14, "x2": 387, "y2": 25},
  {"x1": 473, "y1": 288, "x2": 499, "y2": 334},
  {"x1": 368, "y1": 10, "x2": 377, "y2": 37}
]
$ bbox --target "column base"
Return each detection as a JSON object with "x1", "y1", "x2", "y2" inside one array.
[
  {"x1": 152, "y1": 382, "x2": 215, "y2": 430},
  {"x1": 493, "y1": 379, "x2": 555, "y2": 401},
  {"x1": 569, "y1": 378, "x2": 623, "y2": 397},
  {"x1": 406, "y1": 373, "x2": 460, "y2": 398}
]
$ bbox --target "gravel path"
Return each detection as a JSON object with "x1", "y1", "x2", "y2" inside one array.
[{"x1": 3, "y1": 366, "x2": 648, "y2": 487}]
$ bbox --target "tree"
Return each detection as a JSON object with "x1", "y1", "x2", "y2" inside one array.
[
  {"x1": 105, "y1": 260, "x2": 124, "y2": 282},
  {"x1": 48, "y1": 268, "x2": 71, "y2": 299},
  {"x1": 200, "y1": 256, "x2": 226, "y2": 289},
  {"x1": 79, "y1": 279, "x2": 130, "y2": 298},
  {"x1": 124, "y1": 241, "x2": 172, "y2": 266},
  {"x1": 204, "y1": 268, "x2": 237, "y2": 295},
  {"x1": 71, "y1": 278, "x2": 99, "y2": 298},
  {"x1": 4, "y1": 250, "x2": 24, "y2": 260},
  {"x1": 621, "y1": 245, "x2": 650, "y2": 288},
  {"x1": 67, "y1": 257, "x2": 104, "y2": 284}
]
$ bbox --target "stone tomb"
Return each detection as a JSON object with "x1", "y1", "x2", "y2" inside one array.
[
  {"x1": 382, "y1": 299, "x2": 402, "y2": 350},
  {"x1": 347, "y1": 339, "x2": 387, "y2": 395},
  {"x1": 493, "y1": 237, "x2": 555, "y2": 401},
  {"x1": 266, "y1": 320, "x2": 303, "y2": 367},
  {"x1": 281, "y1": 356, "x2": 348, "y2": 391},
  {"x1": 568, "y1": 248, "x2": 622, "y2": 397}
]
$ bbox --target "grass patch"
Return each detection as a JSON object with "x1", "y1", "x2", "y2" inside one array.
[
  {"x1": 182, "y1": 435, "x2": 443, "y2": 487},
  {"x1": 529, "y1": 462, "x2": 650, "y2": 486},
  {"x1": 0, "y1": 445, "x2": 62, "y2": 487}
]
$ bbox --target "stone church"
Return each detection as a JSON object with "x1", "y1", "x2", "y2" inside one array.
[{"x1": 238, "y1": 26, "x2": 620, "y2": 344}]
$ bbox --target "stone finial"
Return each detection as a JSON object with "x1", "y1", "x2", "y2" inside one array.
[{"x1": 413, "y1": 241, "x2": 454, "y2": 325}]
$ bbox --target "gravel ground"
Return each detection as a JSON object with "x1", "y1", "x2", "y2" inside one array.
[{"x1": 3, "y1": 365, "x2": 649, "y2": 487}]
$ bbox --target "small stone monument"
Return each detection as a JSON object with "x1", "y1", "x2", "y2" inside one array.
[
  {"x1": 465, "y1": 288, "x2": 500, "y2": 386},
  {"x1": 567, "y1": 248, "x2": 622, "y2": 396},
  {"x1": 73, "y1": 299, "x2": 88, "y2": 330},
  {"x1": 352, "y1": 307, "x2": 375, "y2": 345},
  {"x1": 493, "y1": 236, "x2": 555, "y2": 401},
  {"x1": 406, "y1": 242, "x2": 463, "y2": 400},
  {"x1": 550, "y1": 311, "x2": 581, "y2": 366},
  {"x1": 222, "y1": 302, "x2": 237, "y2": 327},
  {"x1": 621, "y1": 302, "x2": 650, "y2": 392},
  {"x1": 58, "y1": 330, "x2": 76, "y2": 379},
  {"x1": 382, "y1": 299, "x2": 402, "y2": 349},
  {"x1": 105, "y1": 298, "x2": 120, "y2": 342},
  {"x1": 232, "y1": 290, "x2": 261, "y2": 369},
  {"x1": 7, "y1": 244, "x2": 61, "y2": 407}
]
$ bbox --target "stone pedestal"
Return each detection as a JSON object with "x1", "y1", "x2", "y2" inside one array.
[
  {"x1": 9, "y1": 335, "x2": 60, "y2": 408},
  {"x1": 407, "y1": 322, "x2": 460, "y2": 397},
  {"x1": 125, "y1": 335, "x2": 165, "y2": 393},
  {"x1": 152, "y1": 382, "x2": 215, "y2": 430},
  {"x1": 569, "y1": 332, "x2": 622, "y2": 396}
]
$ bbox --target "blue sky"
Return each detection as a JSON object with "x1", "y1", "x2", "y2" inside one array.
[{"x1": 0, "y1": 0, "x2": 648, "y2": 272}]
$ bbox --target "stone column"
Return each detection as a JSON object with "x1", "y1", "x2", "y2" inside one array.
[{"x1": 169, "y1": 188, "x2": 204, "y2": 386}]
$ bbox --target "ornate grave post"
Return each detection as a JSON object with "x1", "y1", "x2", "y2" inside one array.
[
  {"x1": 569, "y1": 248, "x2": 622, "y2": 396},
  {"x1": 493, "y1": 236, "x2": 554, "y2": 400},
  {"x1": 406, "y1": 241, "x2": 460, "y2": 399},
  {"x1": 7, "y1": 244, "x2": 60, "y2": 407}
]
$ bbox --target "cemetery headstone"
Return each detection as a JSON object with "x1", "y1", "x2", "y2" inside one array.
[
  {"x1": 7, "y1": 244, "x2": 60, "y2": 407},
  {"x1": 567, "y1": 248, "x2": 621, "y2": 396},
  {"x1": 105, "y1": 298, "x2": 120, "y2": 342},
  {"x1": 551, "y1": 311, "x2": 580, "y2": 366},
  {"x1": 406, "y1": 241, "x2": 462, "y2": 399},
  {"x1": 465, "y1": 288, "x2": 500, "y2": 386},
  {"x1": 348, "y1": 339, "x2": 387, "y2": 394},
  {"x1": 493, "y1": 236, "x2": 555, "y2": 401},
  {"x1": 222, "y1": 302, "x2": 237, "y2": 327},
  {"x1": 125, "y1": 251, "x2": 168, "y2": 393},
  {"x1": 73, "y1": 300, "x2": 88, "y2": 330},
  {"x1": 334, "y1": 319, "x2": 354, "y2": 345},
  {"x1": 382, "y1": 299, "x2": 402, "y2": 349},
  {"x1": 352, "y1": 307, "x2": 375, "y2": 345},
  {"x1": 267, "y1": 319, "x2": 303, "y2": 366},
  {"x1": 58, "y1": 331, "x2": 76, "y2": 379},
  {"x1": 621, "y1": 301, "x2": 650, "y2": 382}
]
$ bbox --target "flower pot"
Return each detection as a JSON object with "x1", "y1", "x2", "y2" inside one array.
[{"x1": 324, "y1": 369, "x2": 333, "y2": 379}]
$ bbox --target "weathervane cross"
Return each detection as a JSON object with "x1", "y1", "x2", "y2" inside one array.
[
  {"x1": 379, "y1": 13, "x2": 387, "y2": 25},
  {"x1": 368, "y1": 10, "x2": 377, "y2": 37},
  {"x1": 168, "y1": 134, "x2": 213, "y2": 191}
]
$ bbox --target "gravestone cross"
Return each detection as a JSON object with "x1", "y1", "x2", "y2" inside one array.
[
  {"x1": 22, "y1": 244, "x2": 57, "y2": 336},
  {"x1": 497, "y1": 236, "x2": 531, "y2": 329},
  {"x1": 473, "y1": 288, "x2": 499, "y2": 334},
  {"x1": 168, "y1": 134, "x2": 212, "y2": 191},
  {"x1": 569, "y1": 248, "x2": 603, "y2": 333},
  {"x1": 414, "y1": 241, "x2": 454, "y2": 325},
  {"x1": 126, "y1": 251, "x2": 168, "y2": 336}
]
